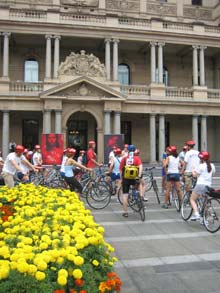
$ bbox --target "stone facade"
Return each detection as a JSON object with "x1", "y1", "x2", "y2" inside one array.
[{"x1": 0, "y1": 0, "x2": 220, "y2": 162}]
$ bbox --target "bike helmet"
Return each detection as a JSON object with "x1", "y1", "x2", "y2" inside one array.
[
  {"x1": 169, "y1": 145, "x2": 177, "y2": 154},
  {"x1": 15, "y1": 145, "x2": 24, "y2": 153},
  {"x1": 198, "y1": 151, "x2": 210, "y2": 161},
  {"x1": 79, "y1": 150, "x2": 85, "y2": 154},
  {"x1": 67, "y1": 148, "x2": 76, "y2": 155},
  {"x1": 186, "y1": 140, "x2": 196, "y2": 147},
  {"x1": 63, "y1": 148, "x2": 68, "y2": 153},
  {"x1": 134, "y1": 148, "x2": 140, "y2": 155},
  {"x1": 114, "y1": 148, "x2": 122, "y2": 155},
  {"x1": 34, "y1": 144, "x2": 41, "y2": 150},
  {"x1": 88, "y1": 140, "x2": 96, "y2": 147},
  {"x1": 128, "y1": 145, "x2": 136, "y2": 152},
  {"x1": 23, "y1": 148, "x2": 29, "y2": 154}
]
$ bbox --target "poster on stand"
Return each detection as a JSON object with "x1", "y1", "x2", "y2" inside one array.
[
  {"x1": 104, "y1": 134, "x2": 124, "y2": 164},
  {"x1": 41, "y1": 134, "x2": 64, "y2": 165}
]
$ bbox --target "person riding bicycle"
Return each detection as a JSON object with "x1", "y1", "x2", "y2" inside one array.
[
  {"x1": 162, "y1": 145, "x2": 183, "y2": 209},
  {"x1": 119, "y1": 144, "x2": 143, "y2": 218},
  {"x1": 108, "y1": 147, "x2": 122, "y2": 195},
  {"x1": 190, "y1": 151, "x2": 215, "y2": 221},
  {"x1": 181, "y1": 140, "x2": 200, "y2": 192},
  {"x1": 86, "y1": 140, "x2": 103, "y2": 169}
]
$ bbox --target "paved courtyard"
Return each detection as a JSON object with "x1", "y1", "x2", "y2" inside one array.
[{"x1": 85, "y1": 173, "x2": 220, "y2": 293}]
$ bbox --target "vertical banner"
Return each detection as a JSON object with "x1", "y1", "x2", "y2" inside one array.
[
  {"x1": 41, "y1": 134, "x2": 64, "y2": 165},
  {"x1": 104, "y1": 134, "x2": 124, "y2": 164}
]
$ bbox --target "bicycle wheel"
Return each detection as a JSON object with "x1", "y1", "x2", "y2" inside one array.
[
  {"x1": 128, "y1": 193, "x2": 140, "y2": 212},
  {"x1": 86, "y1": 183, "x2": 111, "y2": 209},
  {"x1": 117, "y1": 186, "x2": 123, "y2": 205},
  {"x1": 203, "y1": 198, "x2": 220, "y2": 233},
  {"x1": 137, "y1": 197, "x2": 145, "y2": 222},
  {"x1": 143, "y1": 174, "x2": 152, "y2": 192},
  {"x1": 152, "y1": 179, "x2": 160, "y2": 204},
  {"x1": 181, "y1": 191, "x2": 193, "y2": 221},
  {"x1": 172, "y1": 188, "x2": 181, "y2": 212}
]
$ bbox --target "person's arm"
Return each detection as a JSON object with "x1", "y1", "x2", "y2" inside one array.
[
  {"x1": 72, "y1": 159, "x2": 91, "y2": 172},
  {"x1": 10, "y1": 159, "x2": 24, "y2": 173},
  {"x1": 21, "y1": 158, "x2": 37, "y2": 172},
  {"x1": 138, "y1": 163, "x2": 143, "y2": 178},
  {"x1": 108, "y1": 158, "x2": 114, "y2": 173}
]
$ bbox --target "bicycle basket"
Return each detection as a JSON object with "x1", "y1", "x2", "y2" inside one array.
[
  {"x1": 124, "y1": 166, "x2": 139, "y2": 180},
  {"x1": 207, "y1": 187, "x2": 220, "y2": 199}
]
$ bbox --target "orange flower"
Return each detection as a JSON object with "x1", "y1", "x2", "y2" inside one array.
[{"x1": 75, "y1": 278, "x2": 84, "y2": 287}]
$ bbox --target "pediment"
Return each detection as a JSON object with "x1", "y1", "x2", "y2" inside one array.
[{"x1": 41, "y1": 76, "x2": 126, "y2": 99}]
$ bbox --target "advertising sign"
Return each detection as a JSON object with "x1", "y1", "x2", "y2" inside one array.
[{"x1": 41, "y1": 133, "x2": 64, "y2": 165}]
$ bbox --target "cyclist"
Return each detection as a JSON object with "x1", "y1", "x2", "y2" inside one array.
[
  {"x1": 181, "y1": 140, "x2": 200, "y2": 192},
  {"x1": 134, "y1": 148, "x2": 148, "y2": 202},
  {"x1": 60, "y1": 148, "x2": 68, "y2": 178},
  {"x1": 32, "y1": 144, "x2": 43, "y2": 166},
  {"x1": 2, "y1": 145, "x2": 37, "y2": 188},
  {"x1": 17, "y1": 148, "x2": 31, "y2": 182},
  {"x1": 190, "y1": 151, "x2": 215, "y2": 221},
  {"x1": 64, "y1": 148, "x2": 91, "y2": 194},
  {"x1": 119, "y1": 144, "x2": 143, "y2": 217},
  {"x1": 86, "y1": 140, "x2": 103, "y2": 169},
  {"x1": 108, "y1": 147, "x2": 122, "y2": 195},
  {"x1": 162, "y1": 145, "x2": 183, "y2": 209},
  {"x1": 161, "y1": 147, "x2": 170, "y2": 196},
  {"x1": 121, "y1": 144, "x2": 129, "y2": 158}
]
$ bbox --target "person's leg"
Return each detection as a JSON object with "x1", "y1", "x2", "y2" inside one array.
[
  {"x1": 190, "y1": 191, "x2": 200, "y2": 220},
  {"x1": 2, "y1": 173, "x2": 14, "y2": 188},
  {"x1": 122, "y1": 180, "x2": 130, "y2": 217},
  {"x1": 175, "y1": 181, "x2": 183, "y2": 201},
  {"x1": 162, "y1": 181, "x2": 171, "y2": 208}
]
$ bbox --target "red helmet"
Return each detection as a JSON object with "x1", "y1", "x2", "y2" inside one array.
[
  {"x1": 170, "y1": 145, "x2": 177, "y2": 153},
  {"x1": 35, "y1": 144, "x2": 41, "y2": 150},
  {"x1": 186, "y1": 140, "x2": 196, "y2": 147},
  {"x1": 63, "y1": 148, "x2": 68, "y2": 153},
  {"x1": 23, "y1": 148, "x2": 29, "y2": 154},
  {"x1": 67, "y1": 148, "x2": 76, "y2": 155},
  {"x1": 80, "y1": 150, "x2": 85, "y2": 154},
  {"x1": 134, "y1": 149, "x2": 140, "y2": 155},
  {"x1": 124, "y1": 144, "x2": 128, "y2": 148},
  {"x1": 88, "y1": 140, "x2": 95, "y2": 146},
  {"x1": 114, "y1": 148, "x2": 122, "y2": 155},
  {"x1": 15, "y1": 145, "x2": 24, "y2": 153},
  {"x1": 198, "y1": 151, "x2": 210, "y2": 161}
]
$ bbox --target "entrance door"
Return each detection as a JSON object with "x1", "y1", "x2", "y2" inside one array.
[
  {"x1": 22, "y1": 119, "x2": 39, "y2": 149},
  {"x1": 67, "y1": 120, "x2": 88, "y2": 152}
]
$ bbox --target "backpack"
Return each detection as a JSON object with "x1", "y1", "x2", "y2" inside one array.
[{"x1": 123, "y1": 156, "x2": 139, "y2": 180}]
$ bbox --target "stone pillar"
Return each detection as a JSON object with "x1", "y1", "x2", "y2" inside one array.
[
  {"x1": 150, "y1": 113, "x2": 156, "y2": 163},
  {"x1": 97, "y1": 127, "x2": 104, "y2": 163},
  {"x1": 199, "y1": 46, "x2": 206, "y2": 87},
  {"x1": 43, "y1": 109, "x2": 51, "y2": 134},
  {"x1": 201, "y1": 115, "x2": 207, "y2": 151},
  {"x1": 158, "y1": 42, "x2": 164, "y2": 84},
  {"x1": 45, "y1": 35, "x2": 52, "y2": 79},
  {"x1": 150, "y1": 41, "x2": 156, "y2": 83},
  {"x1": 2, "y1": 32, "x2": 10, "y2": 78},
  {"x1": 176, "y1": 0, "x2": 184, "y2": 18},
  {"x1": 113, "y1": 39, "x2": 119, "y2": 81},
  {"x1": 104, "y1": 111, "x2": 111, "y2": 134},
  {"x1": 159, "y1": 114, "x2": 165, "y2": 161},
  {"x1": 105, "y1": 39, "x2": 111, "y2": 80},
  {"x1": 53, "y1": 35, "x2": 61, "y2": 79},
  {"x1": 99, "y1": 0, "x2": 106, "y2": 9},
  {"x1": 192, "y1": 115, "x2": 198, "y2": 150},
  {"x1": 2, "y1": 110, "x2": 10, "y2": 159},
  {"x1": 140, "y1": 0, "x2": 147, "y2": 13},
  {"x1": 55, "y1": 110, "x2": 62, "y2": 134},
  {"x1": 114, "y1": 111, "x2": 121, "y2": 134},
  {"x1": 193, "y1": 45, "x2": 199, "y2": 86}
]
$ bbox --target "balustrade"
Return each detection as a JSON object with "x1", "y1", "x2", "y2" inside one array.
[
  {"x1": 10, "y1": 82, "x2": 43, "y2": 93},
  {"x1": 165, "y1": 87, "x2": 193, "y2": 99},
  {"x1": 207, "y1": 89, "x2": 220, "y2": 100}
]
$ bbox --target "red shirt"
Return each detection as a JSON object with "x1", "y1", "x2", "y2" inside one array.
[
  {"x1": 87, "y1": 148, "x2": 97, "y2": 168},
  {"x1": 119, "y1": 155, "x2": 142, "y2": 171}
]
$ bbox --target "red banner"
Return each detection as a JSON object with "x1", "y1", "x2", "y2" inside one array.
[{"x1": 41, "y1": 134, "x2": 64, "y2": 165}]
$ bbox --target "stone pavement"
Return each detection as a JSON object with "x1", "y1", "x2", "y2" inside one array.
[{"x1": 85, "y1": 173, "x2": 220, "y2": 293}]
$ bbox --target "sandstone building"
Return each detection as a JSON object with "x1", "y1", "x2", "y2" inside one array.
[{"x1": 0, "y1": 0, "x2": 220, "y2": 162}]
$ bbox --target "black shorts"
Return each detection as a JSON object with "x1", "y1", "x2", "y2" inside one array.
[{"x1": 122, "y1": 178, "x2": 138, "y2": 194}]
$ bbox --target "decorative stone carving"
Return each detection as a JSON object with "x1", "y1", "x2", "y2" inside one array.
[
  {"x1": 107, "y1": 0, "x2": 139, "y2": 11},
  {"x1": 61, "y1": 0, "x2": 98, "y2": 7},
  {"x1": 58, "y1": 50, "x2": 106, "y2": 78}
]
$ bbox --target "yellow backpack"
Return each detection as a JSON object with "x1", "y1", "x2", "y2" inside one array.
[{"x1": 123, "y1": 165, "x2": 139, "y2": 179}]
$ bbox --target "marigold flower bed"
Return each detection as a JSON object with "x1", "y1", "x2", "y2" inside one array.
[{"x1": 0, "y1": 184, "x2": 122, "y2": 293}]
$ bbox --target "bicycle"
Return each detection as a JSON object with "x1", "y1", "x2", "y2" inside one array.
[
  {"x1": 117, "y1": 180, "x2": 145, "y2": 221},
  {"x1": 181, "y1": 186, "x2": 220, "y2": 233},
  {"x1": 181, "y1": 177, "x2": 197, "y2": 220},
  {"x1": 142, "y1": 167, "x2": 160, "y2": 204}
]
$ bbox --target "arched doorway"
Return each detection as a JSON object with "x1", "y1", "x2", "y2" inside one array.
[{"x1": 66, "y1": 111, "x2": 97, "y2": 154}]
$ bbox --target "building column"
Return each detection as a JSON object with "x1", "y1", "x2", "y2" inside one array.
[
  {"x1": 55, "y1": 110, "x2": 62, "y2": 134},
  {"x1": 150, "y1": 113, "x2": 156, "y2": 163},
  {"x1": 53, "y1": 35, "x2": 61, "y2": 79},
  {"x1": 150, "y1": 41, "x2": 156, "y2": 83},
  {"x1": 158, "y1": 42, "x2": 164, "y2": 84},
  {"x1": 192, "y1": 115, "x2": 199, "y2": 150},
  {"x1": 2, "y1": 32, "x2": 10, "y2": 78},
  {"x1": 193, "y1": 45, "x2": 199, "y2": 86},
  {"x1": 113, "y1": 39, "x2": 119, "y2": 81},
  {"x1": 105, "y1": 39, "x2": 111, "y2": 80},
  {"x1": 43, "y1": 110, "x2": 51, "y2": 134},
  {"x1": 140, "y1": 0, "x2": 147, "y2": 13},
  {"x1": 99, "y1": 0, "x2": 106, "y2": 9},
  {"x1": 159, "y1": 114, "x2": 165, "y2": 161},
  {"x1": 45, "y1": 35, "x2": 52, "y2": 79},
  {"x1": 113, "y1": 111, "x2": 121, "y2": 134},
  {"x1": 201, "y1": 116, "x2": 207, "y2": 151},
  {"x1": 2, "y1": 111, "x2": 9, "y2": 159},
  {"x1": 104, "y1": 111, "x2": 111, "y2": 134},
  {"x1": 199, "y1": 46, "x2": 206, "y2": 87}
]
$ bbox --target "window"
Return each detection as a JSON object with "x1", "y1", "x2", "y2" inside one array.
[
  {"x1": 192, "y1": 0, "x2": 202, "y2": 5},
  {"x1": 22, "y1": 119, "x2": 39, "y2": 149},
  {"x1": 121, "y1": 121, "x2": 131, "y2": 145},
  {"x1": 24, "y1": 59, "x2": 39, "y2": 82},
  {"x1": 156, "y1": 66, "x2": 169, "y2": 86},
  {"x1": 118, "y1": 64, "x2": 130, "y2": 85}
]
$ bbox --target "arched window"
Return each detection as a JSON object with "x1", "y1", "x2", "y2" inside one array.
[
  {"x1": 24, "y1": 59, "x2": 39, "y2": 82},
  {"x1": 118, "y1": 64, "x2": 130, "y2": 85}
]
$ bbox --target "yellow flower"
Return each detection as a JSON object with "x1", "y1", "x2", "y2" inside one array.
[
  {"x1": 92, "y1": 259, "x2": 99, "y2": 266},
  {"x1": 72, "y1": 269, "x2": 83, "y2": 279},
  {"x1": 57, "y1": 275, "x2": 67, "y2": 286},
  {"x1": 58, "y1": 269, "x2": 68, "y2": 277},
  {"x1": 35, "y1": 271, "x2": 46, "y2": 281},
  {"x1": 74, "y1": 255, "x2": 84, "y2": 266}
]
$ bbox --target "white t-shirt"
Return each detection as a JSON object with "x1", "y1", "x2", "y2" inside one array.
[
  {"x1": 60, "y1": 155, "x2": 68, "y2": 173},
  {"x1": 195, "y1": 162, "x2": 215, "y2": 186},
  {"x1": 167, "y1": 156, "x2": 180, "y2": 174},
  {"x1": 20, "y1": 160, "x2": 30, "y2": 175},
  {"x1": 2, "y1": 152, "x2": 25, "y2": 175},
  {"x1": 33, "y1": 152, "x2": 42, "y2": 166},
  {"x1": 184, "y1": 149, "x2": 200, "y2": 173}
]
